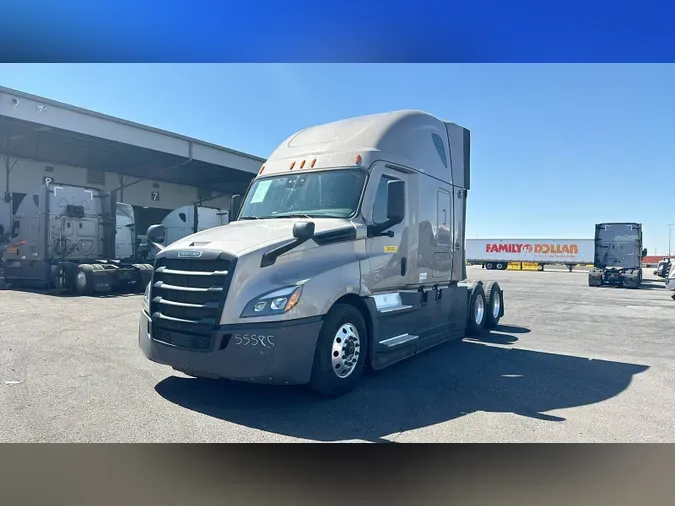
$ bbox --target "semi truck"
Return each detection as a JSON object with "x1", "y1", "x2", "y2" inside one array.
[
  {"x1": 3, "y1": 182, "x2": 153, "y2": 295},
  {"x1": 654, "y1": 257, "x2": 673, "y2": 278},
  {"x1": 115, "y1": 202, "x2": 136, "y2": 261},
  {"x1": 466, "y1": 238, "x2": 595, "y2": 272},
  {"x1": 588, "y1": 222, "x2": 647, "y2": 288},
  {"x1": 138, "y1": 110, "x2": 506, "y2": 397},
  {"x1": 665, "y1": 262, "x2": 675, "y2": 300},
  {"x1": 1, "y1": 183, "x2": 231, "y2": 294},
  {"x1": 143, "y1": 205, "x2": 229, "y2": 261}
]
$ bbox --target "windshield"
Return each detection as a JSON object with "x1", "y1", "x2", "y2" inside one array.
[{"x1": 239, "y1": 169, "x2": 366, "y2": 220}]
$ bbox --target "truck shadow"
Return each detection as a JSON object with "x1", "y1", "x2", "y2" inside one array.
[
  {"x1": 154, "y1": 330, "x2": 649, "y2": 443},
  {"x1": 593, "y1": 283, "x2": 665, "y2": 291}
]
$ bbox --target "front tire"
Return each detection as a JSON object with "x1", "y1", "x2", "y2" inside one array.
[{"x1": 309, "y1": 303, "x2": 368, "y2": 397}]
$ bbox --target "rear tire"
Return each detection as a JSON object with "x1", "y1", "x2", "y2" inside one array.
[
  {"x1": 73, "y1": 264, "x2": 94, "y2": 296},
  {"x1": 624, "y1": 270, "x2": 640, "y2": 289},
  {"x1": 588, "y1": 269, "x2": 603, "y2": 287},
  {"x1": 484, "y1": 281, "x2": 503, "y2": 329},
  {"x1": 496, "y1": 262, "x2": 505, "y2": 270},
  {"x1": 309, "y1": 303, "x2": 368, "y2": 397},
  {"x1": 485, "y1": 263, "x2": 494, "y2": 270},
  {"x1": 134, "y1": 263, "x2": 154, "y2": 292},
  {"x1": 467, "y1": 283, "x2": 487, "y2": 336}
]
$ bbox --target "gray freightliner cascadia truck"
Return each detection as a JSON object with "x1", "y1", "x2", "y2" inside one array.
[
  {"x1": 139, "y1": 110, "x2": 506, "y2": 396},
  {"x1": 3, "y1": 183, "x2": 153, "y2": 294},
  {"x1": 588, "y1": 222, "x2": 647, "y2": 289}
]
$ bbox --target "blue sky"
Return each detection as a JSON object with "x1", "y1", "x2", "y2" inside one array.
[{"x1": 1, "y1": 64, "x2": 674, "y2": 254}]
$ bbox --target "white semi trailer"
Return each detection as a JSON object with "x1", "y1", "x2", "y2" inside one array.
[{"x1": 466, "y1": 238, "x2": 595, "y2": 272}]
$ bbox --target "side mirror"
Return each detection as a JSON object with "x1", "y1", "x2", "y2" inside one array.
[
  {"x1": 146, "y1": 224, "x2": 166, "y2": 250},
  {"x1": 229, "y1": 195, "x2": 243, "y2": 222},
  {"x1": 293, "y1": 221, "x2": 315, "y2": 241},
  {"x1": 642, "y1": 248, "x2": 648, "y2": 258},
  {"x1": 386, "y1": 180, "x2": 406, "y2": 224}
]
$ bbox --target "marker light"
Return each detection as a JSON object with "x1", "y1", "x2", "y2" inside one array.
[
  {"x1": 284, "y1": 287, "x2": 302, "y2": 312},
  {"x1": 300, "y1": 160, "x2": 306, "y2": 169},
  {"x1": 259, "y1": 165, "x2": 265, "y2": 175},
  {"x1": 310, "y1": 158, "x2": 317, "y2": 167},
  {"x1": 355, "y1": 154, "x2": 362, "y2": 165},
  {"x1": 290, "y1": 161, "x2": 296, "y2": 169}
]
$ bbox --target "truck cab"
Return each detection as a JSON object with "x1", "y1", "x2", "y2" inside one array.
[
  {"x1": 588, "y1": 222, "x2": 647, "y2": 289},
  {"x1": 3, "y1": 183, "x2": 152, "y2": 294},
  {"x1": 115, "y1": 202, "x2": 136, "y2": 261},
  {"x1": 144, "y1": 205, "x2": 230, "y2": 260},
  {"x1": 139, "y1": 110, "x2": 505, "y2": 396}
]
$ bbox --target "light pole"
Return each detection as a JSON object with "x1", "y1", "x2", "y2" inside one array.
[{"x1": 669, "y1": 224, "x2": 674, "y2": 256}]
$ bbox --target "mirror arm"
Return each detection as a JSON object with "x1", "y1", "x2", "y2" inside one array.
[
  {"x1": 261, "y1": 236, "x2": 310, "y2": 268},
  {"x1": 367, "y1": 219, "x2": 400, "y2": 238},
  {"x1": 148, "y1": 239, "x2": 165, "y2": 251}
]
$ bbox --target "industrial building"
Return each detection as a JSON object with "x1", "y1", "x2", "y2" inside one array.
[{"x1": 0, "y1": 86, "x2": 265, "y2": 236}]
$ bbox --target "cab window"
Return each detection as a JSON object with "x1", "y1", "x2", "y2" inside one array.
[{"x1": 11, "y1": 220, "x2": 20, "y2": 238}]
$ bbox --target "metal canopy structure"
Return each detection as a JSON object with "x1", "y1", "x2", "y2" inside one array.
[{"x1": 0, "y1": 86, "x2": 265, "y2": 197}]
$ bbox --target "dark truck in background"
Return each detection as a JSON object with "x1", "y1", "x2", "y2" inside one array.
[{"x1": 588, "y1": 222, "x2": 647, "y2": 289}]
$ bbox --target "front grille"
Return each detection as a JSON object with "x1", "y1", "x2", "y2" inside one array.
[{"x1": 150, "y1": 254, "x2": 235, "y2": 327}]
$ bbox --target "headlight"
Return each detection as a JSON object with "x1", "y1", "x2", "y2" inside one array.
[
  {"x1": 241, "y1": 285, "x2": 303, "y2": 318},
  {"x1": 142, "y1": 282, "x2": 151, "y2": 312}
]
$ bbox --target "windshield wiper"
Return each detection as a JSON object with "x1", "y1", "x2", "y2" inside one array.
[
  {"x1": 239, "y1": 216, "x2": 261, "y2": 220},
  {"x1": 268, "y1": 212, "x2": 314, "y2": 219}
]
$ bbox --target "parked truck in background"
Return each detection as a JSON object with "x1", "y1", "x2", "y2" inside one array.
[
  {"x1": 588, "y1": 222, "x2": 647, "y2": 288},
  {"x1": 3, "y1": 182, "x2": 153, "y2": 295},
  {"x1": 115, "y1": 202, "x2": 136, "y2": 261},
  {"x1": 665, "y1": 262, "x2": 675, "y2": 300},
  {"x1": 466, "y1": 238, "x2": 595, "y2": 272},
  {"x1": 139, "y1": 110, "x2": 506, "y2": 397},
  {"x1": 143, "y1": 205, "x2": 229, "y2": 260},
  {"x1": 654, "y1": 257, "x2": 673, "y2": 278}
]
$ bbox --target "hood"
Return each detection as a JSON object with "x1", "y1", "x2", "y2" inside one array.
[{"x1": 163, "y1": 218, "x2": 357, "y2": 256}]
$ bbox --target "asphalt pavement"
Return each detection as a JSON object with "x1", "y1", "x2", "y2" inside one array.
[{"x1": 1, "y1": 266, "x2": 674, "y2": 442}]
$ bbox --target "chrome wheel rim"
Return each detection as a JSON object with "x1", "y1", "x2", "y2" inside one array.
[
  {"x1": 331, "y1": 323, "x2": 361, "y2": 379},
  {"x1": 75, "y1": 271, "x2": 87, "y2": 290},
  {"x1": 475, "y1": 294, "x2": 485, "y2": 325},
  {"x1": 492, "y1": 290, "x2": 501, "y2": 319}
]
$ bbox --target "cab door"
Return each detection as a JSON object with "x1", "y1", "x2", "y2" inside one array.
[{"x1": 365, "y1": 164, "x2": 411, "y2": 293}]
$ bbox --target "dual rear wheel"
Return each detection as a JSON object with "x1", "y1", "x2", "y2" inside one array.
[{"x1": 467, "y1": 281, "x2": 503, "y2": 336}]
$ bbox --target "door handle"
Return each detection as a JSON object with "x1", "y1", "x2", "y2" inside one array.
[{"x1": 401, "y1": 257, "x2": 407, "y2": 276}]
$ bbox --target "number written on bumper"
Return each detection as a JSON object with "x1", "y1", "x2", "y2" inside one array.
[{"x1": 233, "y1": 334, "x2": 275, "y2": 348}]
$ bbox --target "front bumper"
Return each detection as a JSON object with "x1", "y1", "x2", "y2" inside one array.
[{"x1": 138, "y1": 311, "x2": 323, "y2": 385}]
